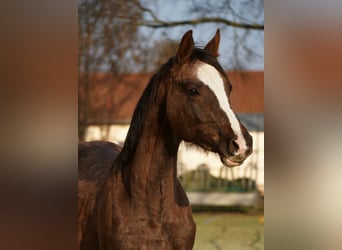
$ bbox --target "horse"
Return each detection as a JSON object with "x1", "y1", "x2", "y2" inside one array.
[{"x1": 78, "y1": 29, "x2": 253, "y2": 250}]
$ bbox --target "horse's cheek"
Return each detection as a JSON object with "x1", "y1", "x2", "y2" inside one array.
[{"x1": 167, "y1": 96, "x2": 186, "y2": 130}]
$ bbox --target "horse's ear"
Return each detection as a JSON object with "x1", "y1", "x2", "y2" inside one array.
[
  {"x1": 204, "y1": 29, "x2": 220, "y2": 57},
  {"x1": 176, "y1": 30, "x2": 194, "y2": 65}
]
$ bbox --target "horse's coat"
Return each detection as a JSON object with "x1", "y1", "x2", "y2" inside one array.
[{"x1": 78, "y1": 30, "x2": 253, "y2": 250}]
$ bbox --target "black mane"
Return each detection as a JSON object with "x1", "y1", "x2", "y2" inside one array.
[{"x1": 117, "y1": 58, "x2": 173, "y2": 165}]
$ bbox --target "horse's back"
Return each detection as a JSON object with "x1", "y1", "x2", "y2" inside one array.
[
  {"x1": 78, "y1": 140, "x2": 121, "y2": 180},
  {"x1": 78, "y1": 140, "x2": 121, "y2": 250}
]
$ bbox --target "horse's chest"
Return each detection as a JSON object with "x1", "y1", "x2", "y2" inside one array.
[
  {"x1": 113, "y1": 218, "x2": 195, "y2": 250},
  {"x1": 100, "y1": 176, "x2": 196, "y2": 249}
]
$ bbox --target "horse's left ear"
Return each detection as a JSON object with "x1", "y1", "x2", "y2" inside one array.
[
  {"x1": 176, "y1": 30, "x2": 194, "y2": 65},
  {"x1": 204, "y1": 29, "x2": 220, "y2": 57}
]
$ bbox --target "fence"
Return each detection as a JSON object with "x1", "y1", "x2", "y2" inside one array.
[{"x1": 177, "y1": 163, "x2": 260, "y2": 207}]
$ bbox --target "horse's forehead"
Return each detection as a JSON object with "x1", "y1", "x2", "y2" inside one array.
[
  {"x1": 176, "y1": 60, "x2": 225, "y2": 80},
  {"x1": 195, "y1": 62, "x2": 225, "y2": 85},
  {"x1": 173, "y1": 62, "x2": 198, "y2": 78},
  {"x1": 195, "y1": 62, "x2": 228, "y2": 111},
  {"x1": 195, "y1": 62, "x2": 243, "y2": 137}
]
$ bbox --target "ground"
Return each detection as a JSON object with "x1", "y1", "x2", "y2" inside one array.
[{"x1": 193, "y1": 212, "x2": 264, "y2": 250}]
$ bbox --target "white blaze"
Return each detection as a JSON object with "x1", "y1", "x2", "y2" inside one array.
[{"x1": 196, "y1": 63, "x2": 248, "y2": 153}]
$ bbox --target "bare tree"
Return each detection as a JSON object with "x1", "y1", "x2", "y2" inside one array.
[
  {"x1": 78, "y1": 0, "x2": 144, "y2": 139},
  {"x1": 135, "y1": 0, "x2": 263, "y2": 30},
  {"x1": 135, "y1": 0, "x2": 264, "y2": 69}
]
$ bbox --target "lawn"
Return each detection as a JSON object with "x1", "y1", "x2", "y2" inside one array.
[{"x1": 193, "y1": 212, "x2": 264, "y2": 250}]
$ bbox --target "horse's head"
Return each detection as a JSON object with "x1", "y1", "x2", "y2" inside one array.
[{"x1": 166, "y1": 30, "x2": 253, "y2": 167}]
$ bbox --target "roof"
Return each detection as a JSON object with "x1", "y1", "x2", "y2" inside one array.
[
  {"x1": 227, "y1": 71, "x2": 264, "y2": 113},
  {"x1": 79, "y1": 71, "x2": 264, "y2": 125}
]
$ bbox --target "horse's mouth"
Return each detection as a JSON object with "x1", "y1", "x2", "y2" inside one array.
[{"x1": 220, "y1": 156, "x2": 243, "y2": 168}]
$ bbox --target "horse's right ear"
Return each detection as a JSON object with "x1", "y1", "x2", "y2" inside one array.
[
  {"x1": 204, "y1": 29, "x2": 220, "y2": 57},
  {"x1": 176, "y1": 30, "x2": 194, "y2": 65}
]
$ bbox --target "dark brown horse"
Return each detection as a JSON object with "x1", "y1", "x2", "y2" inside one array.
[{"x1": 78, "y1": 30, "x2": 253, "y2": 250}]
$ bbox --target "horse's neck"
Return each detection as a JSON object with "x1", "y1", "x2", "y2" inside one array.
[
  {"x1": 130, "y1": 127, "x2": 178, "y2": 193},
  {"x1": 119, "y1": 103, "x2": 180, "y2": 210}
]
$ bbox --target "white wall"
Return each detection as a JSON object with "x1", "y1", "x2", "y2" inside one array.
[
  {"x1": 85, "y1": 125, "x2": 264, "y2": 186},
  {"x1": 86, "y1": 124, "x2": 129, "y2": 145}
]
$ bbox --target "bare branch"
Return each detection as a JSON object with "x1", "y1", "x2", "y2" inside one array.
[
  {"x1": 133, "y1": 1, "x2": 263, "y2": 30},
  {"x1": 139, "y1": 17, "x2": 263, "y2": 30}
]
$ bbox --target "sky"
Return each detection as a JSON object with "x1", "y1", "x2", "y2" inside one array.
[{"x1": 139, "y1": 0, "x2": 264, "y2": 70}]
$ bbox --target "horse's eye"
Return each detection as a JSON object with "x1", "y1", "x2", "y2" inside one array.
[{"x1": 187, "y1": 88, "x2": 199, "y2": 96}]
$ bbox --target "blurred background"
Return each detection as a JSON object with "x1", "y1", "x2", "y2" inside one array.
[
  {"x1": 78, "y1": 0, "x2": 264, "y2": 249},
  {"x1": 3, "y1": 1, "x2": 342, "y2": 250}
]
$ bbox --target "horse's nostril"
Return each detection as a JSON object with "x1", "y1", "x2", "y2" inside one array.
[{"x1": 229, "y1": 137, "x2": 239, "y2": 154}]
